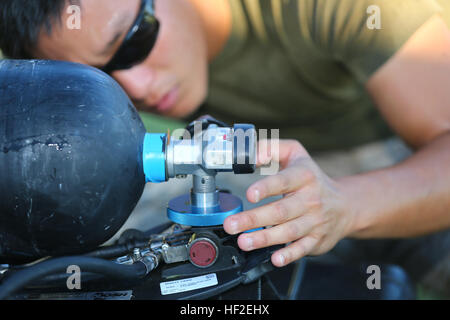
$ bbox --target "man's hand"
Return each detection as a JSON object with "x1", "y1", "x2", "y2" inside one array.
[
  {"x1": 223, "y1": 15, "x2": 450, "y2": 268},
  {"x1": 223, "y1": 139, "x2": 354, "y2": 267}
]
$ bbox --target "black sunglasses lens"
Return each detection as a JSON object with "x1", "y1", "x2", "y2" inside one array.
[{"x1": 102, "y1": 11, "x2": 159, "y2": 73}]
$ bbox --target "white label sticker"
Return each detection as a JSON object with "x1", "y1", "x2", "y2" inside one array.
[{"x1": 160, "y1": 273, "x2": 218, "y2": 296}]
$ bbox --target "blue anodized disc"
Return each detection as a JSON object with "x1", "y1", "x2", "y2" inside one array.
[{"x1": 167, "y1": 192, "x2": 243, "y2": 226}]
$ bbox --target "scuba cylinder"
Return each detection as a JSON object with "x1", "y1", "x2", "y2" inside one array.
[
  {"x1": 0, "y1": 60, "x2": 148, "y2": 263},
  {"x1": 0, "y1": 60, "x2": 257, "y2": 265}
]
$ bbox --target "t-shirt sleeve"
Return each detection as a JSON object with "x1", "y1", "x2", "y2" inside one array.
[{"x1": 307, "y1": 0, "x2": 446, "y2": 83}]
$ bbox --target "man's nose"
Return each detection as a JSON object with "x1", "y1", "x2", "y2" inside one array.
[{"x1": 111, "y1": 66, "x2": 156, "y2": 105}]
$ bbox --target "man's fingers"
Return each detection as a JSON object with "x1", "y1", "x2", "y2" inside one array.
[
  {"x1": 236, "y1": 214, "x2": 317, "y2": 252},
  {"x1": 224, "y1": 192, "x2": 307, "y2": 235},
  {"x1": 257, "y1": 139, "x2": 309, "y2": 169},
  {"x1": 271, "y1": 236, "x2": 319, "y2": 267},
  {"x1": 247, "y1": 164, "x2": 316, "y2": 203}
]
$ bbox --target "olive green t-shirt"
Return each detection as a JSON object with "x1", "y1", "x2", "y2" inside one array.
[{"x1": 196, "y1": 0, "x2": 450, "y2": 152}]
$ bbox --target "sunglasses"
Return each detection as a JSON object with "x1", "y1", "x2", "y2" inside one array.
[{"x1": 101, "y1": 0, "x2": 160, "y2": 73}]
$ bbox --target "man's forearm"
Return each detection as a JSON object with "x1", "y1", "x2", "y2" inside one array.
[{"x1": 339, "y1": 131, "x2": 450, "y2": 239}]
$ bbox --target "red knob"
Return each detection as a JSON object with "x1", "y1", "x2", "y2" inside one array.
[{"x1": 189, "y1": 238, "x2": 218, "y2": 268}]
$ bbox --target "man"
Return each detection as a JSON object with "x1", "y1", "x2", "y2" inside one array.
[{"x1": 1, "y1": 0, "x2": 450, "y2": 296}]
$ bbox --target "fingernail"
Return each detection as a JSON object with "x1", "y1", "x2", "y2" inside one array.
[
  {"x1": 254, "y1": 189, "x2": 260, "y2": 203},
  {"x1": 278, "y1": 254, "x2": 286, "y2": 266},
  {"x1": 243, "y1": 236, "x2": 253, "y2": 250},
  {"x1": 229, "y1": 218, "x2": 240, "y2": 234}
]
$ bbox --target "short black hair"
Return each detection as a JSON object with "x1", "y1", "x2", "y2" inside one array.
[{"x1": 0, "y1": 0, "x2": 75, "y2": 59}]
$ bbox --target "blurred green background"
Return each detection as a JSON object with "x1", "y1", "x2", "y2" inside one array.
[{"x1": 139, "y1": 111, "x2": 186, "y2": 134}]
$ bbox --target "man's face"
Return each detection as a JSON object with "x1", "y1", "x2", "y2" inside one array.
[{"x1": 35, "y1": 0, "x2": 209, "y2": 118}]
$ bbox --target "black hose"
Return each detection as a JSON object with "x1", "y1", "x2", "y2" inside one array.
[
  {"x1": 30, "y1": 271, "x2": 104, "y2": 288},
  {"x1": 0, "y1": 256, "x2": 148, "y2": 300},
  {"x1": 83, "y1": 233, "x2": 191, "y2": 259},
  {"x1": 84, "y1": 243, "x2": 142, "y2": 259}
]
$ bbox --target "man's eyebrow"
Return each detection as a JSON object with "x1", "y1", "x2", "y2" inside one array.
[
  {"x1": 99, "y1": 11, "x2": 135, "y2": 56},
  {"x1": 101, "y1": 30, "x2": 125, "y2": 55}
]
